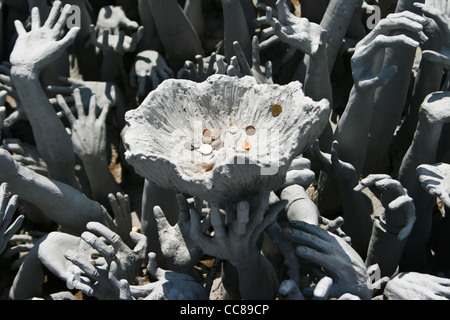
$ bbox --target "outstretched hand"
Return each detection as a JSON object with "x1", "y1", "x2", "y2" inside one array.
[
  {"x1": 0, "y1": 183, "x2": 23, "y2": 254},
  {"x1": 10, "y1": 1, "x2": 80, "y2": 74},
  {"x1": 417, "y1": 162, "x2": 450, "y2": 208},
  {"x1": 351, "y1": 11, "x2": 426, "y2": 91},
  {"x1": 282, "y1": 220, "x2": 373, "y2": 300},
  {"x1": 355, "y1": 174, "x2": 416, "y2": 241}
]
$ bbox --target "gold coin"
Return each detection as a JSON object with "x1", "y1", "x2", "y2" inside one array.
[{"x1": 271, "y1": 104, "x2": 283, "y2": 116}]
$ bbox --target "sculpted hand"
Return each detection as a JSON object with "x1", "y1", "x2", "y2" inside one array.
[
  {"x1": 229, "y1": 36, "x2": 273, "y2": 84},
  {"x1": 355, "y1": 174, "x2": 416, "y2": 241},
  {"x1": 190, "y1": 192, "x2": 286, "y2": 269},
  {"x1": 384, "y1": 272, "x2": 450, "y2": 300},
  {"x1": 106, "y1": 192, "x2": 133, "y2": 247},
  {"x1": 0, "y1": 183, "x2": 23, "y2": 254},
  {"x1": 177, "y1": 53, "x2": 221, "y2": 82},
  {"x1": 417, "y1": 162, "x2": 450, "y2": 208},
  {"x1": 67, "y1": 222, "x2": 147, "y2": 296},
  {"x1": 10, "y1": 1, "x2": 80, "y2": 73},
  {"x1": 282, "y1": 221, "x2": 373, "y2": 300},
  {"x1": 128, "y1": 252, "x2": 208, "y2": 300},
  {"x1": 95, "y1": 5, "x2": 139, "y2": 36},
  {"x1": 48, "y1": 77, "x2": 123, "y2": 111},
  {"x1": 351, "y1": 11, "x2": 426, "y2": 91},
  {"x1": 90, "y1": 24, "x2": 143, "y2": 55},
  {"x1": 259, "y1": 0, "x2": 326, "y2": 58},
  {"x1": 1, "y1": 139, "x2": 48, "y2": 176},
  {"x1": 130, "y1": 50, "x2": 174, "y2": 97},
  {"x1": 311, "y1": 140, "x2": 358, "y2": 185},
  {"x1": 57, "y1": 88, "x2": 111, "y2": 164},
  {"x1": 414, "y1": 3, "x2": 450, "y2": 69},
  {"x1": 153, "y1": 193, "x2": 203, "y2": 275}
]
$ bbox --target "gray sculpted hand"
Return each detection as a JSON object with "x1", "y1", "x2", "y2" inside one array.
[
  {"x1": 190, "y1": 192, "x2": 286, "y2": 269},
  {"x1": 10, "y1": 1, "x2": 80, "y2": 73},
  {"x1": 355, "y1": 174, "x2": 416, "y2": 241},
  {"x1": 384, "y1": 272, "x2": 450, "y2": 300},
  {"x1": 351, "y1": 11, "x2": 426, "y2": 90},
  {"x1": 1, "y1": 139, "x2": 48, "y2": 176},
  {"x1": 259, "y1": 0, "x2": 326, "y2": 57},
  {"x1": 90, "y1": 24, "x2": 143, "y2": 54},
  {"x1": 153, "y1": 193, "x2": 203, "y2": 275},
  {"x1": 95, "y1": 5, "x2": 139, "y2": 36},
  {"x1": 177, "y1": 53, "x2": 221, "y2": 82},
  {"x1": 130, "y1": 50, "x2": 174, "y2": 96},
  {"x1": 127, "y1": 252, "x2": 208, "y2": 300},
  {"x1": 57, "y1": 89, "x2": 111, "y2": 163},
  {"x1": 282, "y1": 221, "x2": 373, "y2": 300},
  {"x1": 0, "y1": 183, "x2": 23, "y2": 254},
  {"x1": 230, "y1": 37, "x2": 273, "y2": 84},
  {"x1": 417, "y1": 162, "x2": 450, "y2": 208},
  {"x1": 415, "y1": 3, "x2": 450, "y2": 69},
  {"x1": 48, "y1": 77, "x2": 123, "y2": 111}
]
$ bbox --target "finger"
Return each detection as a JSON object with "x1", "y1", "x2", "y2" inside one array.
[
  {"x1": 116, "y1": 31, "x2": 125, "y2": 54},
  {"x1": 176, "y1": 193, "x2": 190, "y2": 224},
  {"x1": 282, "y1": 226, "x2": 331, "y2": 254},
  {"x1": 0, "y1": 195, "x2": 18, "y2": 234},
  {"x1": 97, "y1": 104, "x2": 110, "y2": 124},
  {"x1": 138, "y1": 76, "x2": 147, "y2": 97},
  {"x1": 73, "y1": 88, "x2": 86, "y2": 120},
  {"x1": 118, "y1": 279, "x2": 133, "y2": 300},
  {"x1": 375, "y1": 178, "x2": 406, "y2": 195},
  {"x1": 422, "y1": 50, "x2": 450, "y2": 68},
  {"x1": 195, "y1": 55, "x2": 205, "y2": 75},
  {"x1": 47, "y1": 85, "x2": 74, "y2": 95},
  {"x1": 130, "y1": 231, "x2": 147, "y2": 254},
  {"x1": 216, "y1": 56, "x2": 228, "y2": 74},
  {"x1": 414, "y1": 3, "x2": 450, "y2": 36},
  {"x1": 1, "y1": 140, "x2": 25, "y2": 155},
  {"x1": 233, "y1": 41, "x2": 251, "y2": 75},
  {"x1": 14, "y1": 20, "x2": 27, "y2": 37},
  {"x1": 206, "y1": 52, "x2": 217, "y2": 76},
  {"x1": 44, "y1": 0, "x2": 63, "y2": 29},
  {"x1": 88, "y1": 93, "x2": 97, "y2": 118},
  {"x1": 81, "y1": 230, "x2": 115, "y2": 260},
  {"x1": 64, "y1": 250, "x2": 104, "y2": 282},
  {"x1": 247, "y1": 191, "x2": 270, "y2": 231},
  {"x1": 313, "y1": 276, "x2": 333, "y2": 300},
  {"x1": 120, "y1": 18, "x2": 139, "y2": 31},
  {"x1": 153, "y1": 206, "x2": 171, "y2": 232},
  {"x1": 252, "y1": 199, "x2": 287, "y2": 243},
  {"x1": 251, "y1": 36, "x2": 262, "y2": 70},
  {"x1": 294, "y1": 246, "x2": 333, "y2": 271},
  {"x1": 279, "y1": 279, "x2": 304, "y2": 300},
  {"x1": 56, "y1": 94, "x2": 76, "y2": 125},
  {"x1": 259, "y1": 34, "x2": 281, "y2": 51},
  {"x1": 354, "y1": 174, "x2": 392, "y2": 191},
  {"x1": 209, "y1": 205, "x2": 226, "y2": 239},
  {"x1": 2, "y1": 215, "x2": 24, "y2": 248},
  {"x1": 53, "y1": 4, "x2": 73, "y2": 33},
  {"x1": 30, "y1": 7, "x2": 41, "y2": 30},
  {"x1": 189, "y1": 208, "x2": 213, "y2": 250},
  {"x1": 57, "y1": 26, "x2": 80, "y2": 51},
  {"x1": 234, "y1": 201, "x2": 249, "y2": 236},
  {"x1": 288, "y1": 220, "x2": 334, "y2": 242},
  {"x1": 357, "y1": 65, "x2": 399, "y2": 91},
  {"x1": 146, "y1": 252, "x2": 160, "y2": 279}
]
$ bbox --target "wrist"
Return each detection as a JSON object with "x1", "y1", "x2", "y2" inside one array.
[{"x1": 11, "y1": 65, "x2": 39, "y2": 80}]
